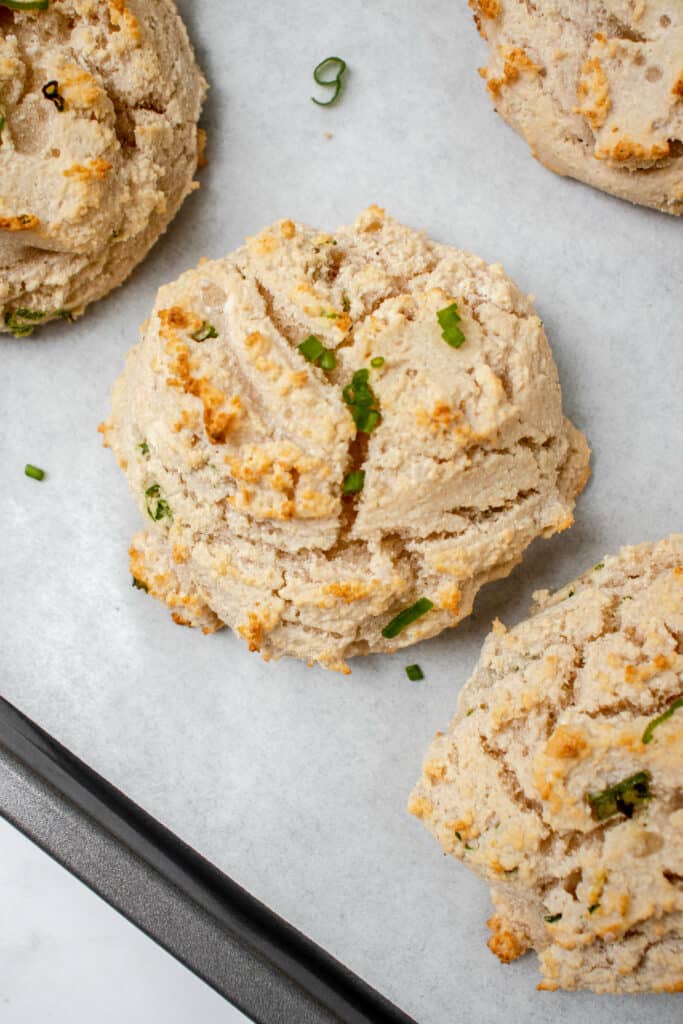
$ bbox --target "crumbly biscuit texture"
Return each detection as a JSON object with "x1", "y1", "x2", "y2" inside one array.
[
  {"x1": 0, "y1": 0, "x2": 206, "y2": 334},
  {"x1": 470, "y1": 0, "x2": 683, "y2": 214},
  {"x1": 103, "y1": 207, "x2": 589, "y2": 670},
  {"x1": 411, "y1": 534, "x2": 683, "y2": 992}
]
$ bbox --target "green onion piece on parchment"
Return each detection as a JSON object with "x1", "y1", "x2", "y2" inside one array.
[
  {"x1": 642, "y1": 698, "x2": 683, "y2": 745},
  {"x1": 382, "y1": 598, "x2": 434, "y2": 639},
  {"x1": 311, "y1": 57, "x2": 347, "y2": 107},
  {"x1": 370, "y1": 356, "x2": 385, "y2": 368},
  {"x1": 24, "y1": 464, "x2": 45, "y2": 481},
  {"x1": 437, "y1": 303, "x2": 466, "y2": 349},
  {"x1": 586, "y1": 771, "x2": 651, "y2": 822},
  {"x1": 405, "y1": 664, "x2": 424, "y2": 681}
]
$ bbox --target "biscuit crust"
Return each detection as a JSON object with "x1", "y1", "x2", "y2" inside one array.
[
  {"x1": 103, "y1": 208, "x2": 590, "y2": 670},
  {"x1": 471, "y1": 1, "x2": 683, "y2": 214},
  {"x1": 0, "y1": 0, "x2": 206, "y2": 334},
  {"x1": 411, "y1": 534, "x2": 683, "y2": 992}
]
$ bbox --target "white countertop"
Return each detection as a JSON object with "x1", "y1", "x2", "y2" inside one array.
[{"x1": 0, "y1": 817, "x2": 249, "y2": 1023}]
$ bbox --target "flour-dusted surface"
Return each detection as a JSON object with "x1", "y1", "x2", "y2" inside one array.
[
  {"x1": 0, "y1": 1, "x2": 681, "y2": 1022},
  {"x1": 411, "y1": 535, "x2": 683, "y2": 993},
  {"x1": 0, "y1": 0, "x2": 206, "y2": 333},
  {"x1": 102, "y1": 208, "x2": 588, "y2": 670},
  {"x1": 469, "y1": 0, "x2": 683, "y2": 214}
]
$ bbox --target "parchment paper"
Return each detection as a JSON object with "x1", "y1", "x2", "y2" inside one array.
[{"x1": 2, "y1": 2, "x2": 682, "y2": 1021}]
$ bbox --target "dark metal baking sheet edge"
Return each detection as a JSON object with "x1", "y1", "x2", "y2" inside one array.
[{"x1": 0, "y1": 695, "x2": 417, "y2": 1024}]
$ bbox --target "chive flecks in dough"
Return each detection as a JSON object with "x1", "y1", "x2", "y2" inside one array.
[
  {"x1": 318, "y1": 349, "x2": 337, "y2": 371},
  {"x1": 137, "y1": 440, "x2": 150, "y2": 457},
  {"x1": 145, "y1": 484, "x2": 172, "y2": 522},
  {"x1": 406, "y1": 664, "x2": 424, "y2": 681},
  {"x1": 642, "y1": 698, "x2": 683, "y2": 745},
  {"x1": 42, "y1": 80, "x2": 65, "y2": 112},
  {"x1": 342, "y1": 368, "x2": 381, "y2": 433},
  {"x1": 0, "y1": 0, "x2": 50, "y2": 8},
  {"x1": 342, "y1": 470, "x2": 365, "y2": 494},
  {"x1": 382, "y1": 598, "x2": 434, "y2": 639},
  {"x1": 24, "y1": 464, "x2": 45, "y2": 480},
  {"x1": 0, "y1": 114, "x2": 5, "y2": 138},
  {"x1": 544, "y1": 913, "x2": 562, "y2": 924},
  {"x1": 588, "y1": 903, "x2": 601, "y2": 914},
  {"x1": 370, "y1": 356, "x2": 384, "y2": 368},
  {"x1": 5, "y1": 308, "x2": 46, "y2": 336},
  {"x1": 593, "y1": 562, "x2": 605, "y2": 570},
  {"x1": 586, "y1": 771, "x2": 652, "y2": 822},
  {"x1": 437, "y1": 302, "x2": 466, "y2": 349},
  {"x1": 311, "y1": 57, "x2": 347, "y2": 107},
  {"x1": 191, "y1": 321, "x2": 218, "y2": 342},
  {"x1": 298, "y1": 334, "x2": 336, "y2": 370}
]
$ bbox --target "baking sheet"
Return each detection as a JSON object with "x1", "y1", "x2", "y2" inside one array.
[{"x1": 1, "y1": 1, "x2": 681, "y2": 1021}]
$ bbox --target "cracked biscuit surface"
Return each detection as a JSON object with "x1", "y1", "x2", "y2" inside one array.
[
  {"x1": 102, "y1": 207, "x2": 590, "y2": 671},
  {"x1": 0, "y1": 0, "x2": 206, "y2": 336},
  {"x1": 470, "y1": 0, "x2": 683, "y2": 214},
  {"x1": 410, "y1": 534, "x2": 683, "y2": 992}
]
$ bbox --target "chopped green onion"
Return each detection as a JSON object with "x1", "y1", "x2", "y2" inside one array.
[
  {"x1": 593, "y1": 562, "x2": 605, "y2": 571},
  {"x1": 57, "y1": 309, "x2": 74, "y2": 321},
  {"x1": 437, "y1": 303, "x2": 466, "y2": 349},
  {"x1": 5, "y1": 309, "x2": 46, "y2": 336},
  {"x1": 24, "y1": 463, "x2": 45, "y2": 480},
  {"x1": 586, "y1": 770, "x2": 651, "y2": 822},
  {"x1": 137, "y1": 440, "x2": 150, "y2": 457},
  {"x1": 42, "y1": 80, "x2": 65, "y2": 112},
  {"x1": 318, "y1": 348, "x2": 337, "y2": 371},
  {"x1": 191, "y1": 321, "x2": 218, "y2": 342},
  {"x1": 544, "y1": 913, "x2": 562, "y2": 924},
  {"x1": 353, "y1": 408, "x2": 380, "y2": 432},
  {"x1": 0, "y1": 0, "x2": 50, "y2": 8},
  {"x1": 642, "y1": 698, "x2": 683, "y2": 745},
  {"x1": 132, "y1": 577, "x2": 148, "y2": 592},
  {"x1": 342, "y1": 367, "x2": 381, "y2": 433},
  {"x1": 588, "y1": 903, "x2": 601, "y2": 914},
  {"x1": 311, "y1": 56, "x2": 347, "y2": 107},
  {"x1": 382, "y1": 598, "x2": 434, "y2": 639},
  {"x1": 406, "y1": 664, "x2": 424, "y2": 681},
  {"x1": 341, "y1": 294, "x2": 351, "y2": 313},
  {"x1": 454, "y1": 831, "x2": 462, "y2": 842},
  {"x1": 145, "y1": 484, "x2": 172, "y2": 523},
  {"x1": 298, "y1": 334, "x2": 336, "y2": 371},
  {"x1": 299, "y1": 335, "x2": 325, "y2": 362},
  {"x1": 342, "y1": 470, "x2": 365, "y2": 494},
  {"x1": 466, "y1": 708, "x2": 475, "y2": 716},
  {"x1": 370, "y1": 356, "x2": 385, "y2": 368},
  {"x1": 0, "y1": 114, "x2": 5, "y2": 138}
]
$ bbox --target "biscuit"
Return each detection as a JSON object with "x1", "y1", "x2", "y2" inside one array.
[
  {"x1": 101, "y1": 207, "x2": 590, "y2": 671},
  {"x1": 410, "y1": 534, "x2": 683, "y2": 992},
  {"x1": 469, "y1": 0, "x2": 683, "y2": 215},
  {"x1": 0, "y1": 0, "x2": 206, "y2": 336}
]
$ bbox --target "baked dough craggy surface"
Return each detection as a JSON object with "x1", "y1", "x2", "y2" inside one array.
[
  {"x1": 0, "y1": 0, "x2": 206, "y2": 335},
  {"x1": 469, "y1": 0, "x2": 683, "y2": 214},
  {"x1": 102, "y1": 207, "x2": 590, "y2": 671},
  {"x1": 410, "y1": 535, "x2": 683, "y2": 993}
]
